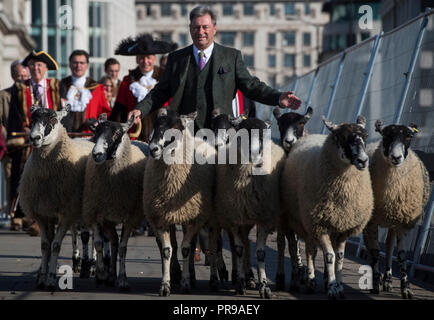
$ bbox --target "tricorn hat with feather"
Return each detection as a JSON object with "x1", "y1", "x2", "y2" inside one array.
[{"x1": 115, "y1": 33, "x2": 178, "y2": 56}]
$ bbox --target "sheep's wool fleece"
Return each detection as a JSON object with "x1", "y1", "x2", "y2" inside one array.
[
  {"x1": 143, "y1": 137, "x2": 215, "y2": 227},
  {"x1": 83, "y1": 136, "x2": 147, "y2": 227},
  {"x1": 215, "y1": 142, "x2": 285, "y2": 229},
  {"x1": 281, "y1": 134, "x2": 374, "y2": 241},
  {"x1": 19, "y1": 126, "x2": 93, "y2": 221},
  {"x1": 370, "y1": 146, "x2": 431, "y2": 228}
]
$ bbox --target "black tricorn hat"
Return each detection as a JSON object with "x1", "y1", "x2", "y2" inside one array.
[
  {"x1": 22, "y1": 50, "x2": 58, "y2": 70},
  {"x1": 115, "y1": 33, "x2": 178, "y2": 56}
]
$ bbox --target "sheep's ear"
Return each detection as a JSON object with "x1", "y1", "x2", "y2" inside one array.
[
  {"x1": 56, "y1": 107, "x2": 69, "y2": 121},
  {"x1": 264, "y1": 120, "x2": 272, "y2": 129},
  {"x1": 62, "y1": 103, "x2": 71, "y2": 113},
  {"x1": 375, "y1": 120, "x2": 384, "y2": 134},
  {"x1": 356, "y1": 115, "x2": 366, "y2": 129},
  {"x1": 304, "y1": 106, "x2": 313, "y2": 120},
  {"x1": 121, "y1": 114, "x2": 135, "y2": 133},
  {"x1": 408, "y1": 123, "x2": 419, "y2": 134},
  {"x1": 322, "y1": 116, "x2": 338, "y2": 132},
  {"x1": 157, "y1": 108, "x2": 167, "y2": 118},
  {"x1": 212, "y1": 108, "x2": 221, "y2": 119},
  {"x1": 87, "y1": 118, "x2": 98, "y2": 133},
  {"x1": 98, "y1": 113, "x2": 107, "y2": 122},
  {"x1": 230, "y1": 115, "x2": 243, "y2": 128},
  {"x1": 273, "y1": 107, "x2": 281, "y2": 120},
  {"x1": 30, "y1": 105, "x2": 39, "y2": 114}
]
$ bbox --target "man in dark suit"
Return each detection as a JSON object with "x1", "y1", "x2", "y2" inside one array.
[{"x1": 129, "y1": 5, "x2": 301, "y2": 128}]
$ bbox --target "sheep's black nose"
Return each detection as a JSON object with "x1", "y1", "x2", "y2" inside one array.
[
  {"x1": 151, "y1": 147, "x2": 159, "y2": 153},
  {"x1": 392, "y1": 155, "x2": 402, "y2": 162},
  {"x1": 285, "y1": 138, "x2": 295, "y2": 145},
  {"x1": 31, "y1": 135, "x2": 41, "y2": 142}
]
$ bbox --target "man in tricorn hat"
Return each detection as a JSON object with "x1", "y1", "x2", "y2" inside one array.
[
  {"x1": 109, "y1": 33, "x2": 177, "y2": 142},
  {"x1": 7, "y1": 50, "x2": 61, "y2": 234}
]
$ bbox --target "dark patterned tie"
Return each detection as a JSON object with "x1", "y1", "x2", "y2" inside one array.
[
  {"x1": 198, "y1": 51, "x2": 206, "y2": 70},
  {"x1": 33, "y1": 83, "x2": 42, "y2": 106}
]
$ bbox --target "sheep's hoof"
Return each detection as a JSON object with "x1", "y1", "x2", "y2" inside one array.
[
  {"x1": 159, "y1": 282, "x2": 171, "y2": 297},
  {"x1": 259, "y1": 283, "x2": 272, "y2": 299},
  {"x1": 400, "y1": 279, "x2": 413, "y2": 299},
  {"x1": 36, "y1": 272, "x2": 46, "y2": 289},
  {"x1": 231, "y1": 269, "x2": 238, "y2": 285},
  {"x1": 306, "y1": 278, "x2": 317, "y2": 294},
  {"x1": 181, "y1": 278, "x2": 191, "y2": 294},
  {"x1": 72, "y1": 256, "x2": 81, "y2": 273},
  {"x1": 327, "y1": 281, "x2": 341, "y2": 300},
  {"x1": 383, "y1": 273, "x2": 393, "y2": 292},
  {"x1": 79, "y1": 258, "x2": 91, "y2": 279},
  {"x1": 117, "y1": 274, "x2": 129, "y2": 292},
  {"x1": 235, "y1": 279, "x2": 246, "y2": 295},
  {"x1": 218, "y1": 267, "x2": 229, "y2": 283},
  {"x1": 275, "y1": 273, "x2": 285, "y2": 291},
  {"x1": 337, "y1": 282, "x2": 345, "y2": 299},
  {"x1": 45, "y1": 272, "x2": 57, "y2": 291},
  {"x1": 209, "y1": 274, "x2": 220, "y2": 292}
]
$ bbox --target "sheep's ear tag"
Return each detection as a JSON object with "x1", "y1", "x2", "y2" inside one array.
[
  {"x1": 409, "y1": 123, "x2": 419, "y2": 134},
  {"x1": 241, "y1": 114, "x2": 248, "y2": 120}
]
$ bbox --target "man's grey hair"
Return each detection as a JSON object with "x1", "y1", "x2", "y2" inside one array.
[
  {"x1": 189, "y1": 6, "x2": 217, "y2": 25},
  {"x1": 10, "y1": 60, "x2": 23, "y2": 79}
]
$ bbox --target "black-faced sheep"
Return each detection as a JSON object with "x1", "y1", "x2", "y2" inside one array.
[
  {"x1": 143, "y1": 109, "x2": 215, "y2": 296},
  {"x1": 18, "y1": 105, "x2": 94, "y2": 290},
  {"x1": 363, "y1": 120, "x2": 431, "y2": 299},
  {"x1": 281, "y1": 116, "x2": 374, "y2": 299},
  {"x1": 214, "y1": 115, "x2": 286, "y2": 299},
  {"x1": 273, "y1": 106, "x2": 312, "y2": 292}
]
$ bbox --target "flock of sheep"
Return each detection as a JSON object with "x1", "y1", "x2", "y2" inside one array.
[{"x1": 18, "y1": 103, "x2": 430, "y2": 299}]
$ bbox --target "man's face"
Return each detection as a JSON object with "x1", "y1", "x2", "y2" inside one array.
[
  {"x1": 13, "y1": 65, "x2": 29, "y2": 82},
  {"x1": 190, "y1": 14, "x2": 216, "y2": 50},
  {"x1": 106, "y1": 63, "x2": 120, "y2": 81},
  {"x1": 28, "y1": 60, "x2": 48, "y2": 83},
  {"x1": 136, "y1": 55, "x2": 156, "y2": 74},
  {"x1": 70, "y1": 54, "x2": 89, "y2": 78}
]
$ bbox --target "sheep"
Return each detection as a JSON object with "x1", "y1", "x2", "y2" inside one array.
[
  {"x1": 143, "y1": 108, "x2": 215, "y2": 296},
  {"x1": 280, "y1": 116, "x2": 373, "y2": 299},
  {"x1": 18, "y1": 105, "x2": 94, "y2": 290},
  {"x1": 82, "y1": 114, "x2": 148, "y2": 289},
  {"x1": 363, "y1": 120, "x2": 431, "y2": 299},
  {"x1": 209, "y1": 109, "x2": 256, "y2": 290},
  {"x1": 214, "y1": 114, "x2": 286, "y2": 299},
  {"x1": 272, "y1": 106, "x2": 312, "y2": 292}
]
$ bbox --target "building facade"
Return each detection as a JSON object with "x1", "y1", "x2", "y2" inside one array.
[
  {"x1": 0, "y1": 0, "x2": 35, "y2": 89},
  {"x1": 380, "y1": 0, "x2": 434, "y2": 32},
  {"x1": 25, "y1": 0, "x2": 137, "y2": 81},
  {"x1": 136, "y1": 1, "x2": 329, "y2": 89}
]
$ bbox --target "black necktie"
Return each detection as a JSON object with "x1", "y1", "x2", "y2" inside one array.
[{"x1": 33, "y1": 83, "x2": 41, "y2": 106}]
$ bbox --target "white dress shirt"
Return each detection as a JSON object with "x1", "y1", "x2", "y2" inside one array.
[{"x1": 193, "y1": 42, "x2": 214, "y2": 67}]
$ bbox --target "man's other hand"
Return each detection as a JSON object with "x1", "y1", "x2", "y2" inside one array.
[
  {"x1": 279, "y1": 91, "x2": 301, "y2": 110},
  {"x1": 128, "y1": 109, "x2": 142, "y2": 124}
]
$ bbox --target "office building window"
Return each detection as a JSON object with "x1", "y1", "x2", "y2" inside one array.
[
  {"x1": 244, "y1": 54, "x2": 254, "y2": 68},
  {"x1": 268, "y1": 55, "x2": 276, "y2": 68},
  {"x1": 159, "y1": 32, "x2": 172, "y2": 43},
  {"x1": 223, "y1": 3, "x2": 233, "y2": 16},
  {"x1": 283, "y1": 31, "x2": 296, "y2": 46},
  {"x1": 285, "y1": 3, "x2": 296, "y2": 15},
  {"x1": 305, "y1": 4, "x2": 311, "y2": 15},
  {"x1": 244, "y1": 3, "x2": 254, "y2": 16},
  {"x1": 180, "y1": 4, "x2": 187, "y2": 16},
  {"x1": 161, "y1": 3, "x2": 171, "y2": 17},
  {"x1": 269, "y1": 3, "x2": 275, "y2": 16},
  {"x1": 303, "y1": 32, "x2": 311, "y2": 46},
  {"x1": 268, "y1": 33, "x2": 276, "y2": 47},
  {"x1": 284, "y1": 54, "x2": 295, "y2": 68},
  {"x1": 243, "y1": 32, "x2": 254, "y2": 47},
  {"x1": 303, "y1": 54, "x2": 311, "y2": 67},
  {"x1": 220, "y1": 32, "x2": 236, "y2": 46},
  {"x1": 89, "y1": 1, "x2": 108, "y2": 59}
]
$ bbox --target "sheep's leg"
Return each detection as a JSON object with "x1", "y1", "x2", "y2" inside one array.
[
  {"x1": 169, "y1": 224, "x2": 182, "y2": 284},
  {"x1": 180, "y1": 223, "x2": 201, "y2": 293},
  {"x1": 228, "y1": 230, "x2": 238, "y2": 284},
  {"x1": 242, "y1": 224, "x2": 256, "y2": 289},
  {"x1": 36, "y1": 217, "x2": 52, "y2": 289},
  {"x1": 105, "y1": 223, "x2": 119, "y2": 287},
  {"x1": 103, "y1": 232, "x2": 111, "y2": 271},
  {"x1": 90, "y1": 229, "x2": 97, "y2": 276},
  {"x1": 208, "y1": 224, "x2": 221, "y2": 291},
  {"x1": 305, "y1": 241, "x2": 317, "y2": 294},
  {"x1": 215, "y1": 227, "x2": 229, "y2": 284},
  {"x1": 46, "y1": 219, "x2": 71, "y2": 290},
  {"x1": 396, "y1": 229, "x2": 413, "y2": 299},
  {"x1": 93, "y1": 224, "x2": 106, "y2": 285},
  {"x1": 231, "y1": 225, "x2": 246, "y2": 295},
  {"x1": 117, "y1": 224, "x2": 134, "y2": 291},
  {"x1": 318, "y1": 233, "x2": 340, "y2": 299},
  {"x1": 363, "y1": 220, "x2": 382, "y2": 294},
  {"x1": 71, "y1": 224, "x2": 80, "y2": 273},
  {"x1": 79, "y1": 225, "x2": 91, "y2": 279},
  {"x1": 275, "y1": 228, "x2": 286, "y2": 291},
  {"x1": 155, "y1": 227, "x2": 171, "y2": 296},
  {"x1": 256, "y1": 225, "x2": 271, "y2": 299},
  {"x1": 382, "y1": 228, "x2": 395, "y2": 293},
  {"x1": 287, "y1": 230, "x2": 304, "y2": 292},
  {"x1": 332, "y1": 236, "x2": 346, "y2": 299}
]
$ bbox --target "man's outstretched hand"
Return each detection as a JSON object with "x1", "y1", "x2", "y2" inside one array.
[
  {"x1": 279, "y1": 91, "x2": 301, "y2": 110},
  {"x1": 128, "y1": 109, "x2": 142, "y2": 125}
]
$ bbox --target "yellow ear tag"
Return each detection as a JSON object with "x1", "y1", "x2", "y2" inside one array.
[
  {"x1": 241, "y1": 115, "x2": 248, "y2": 120},
  {"x1": 412, "y1": 128, "x2": 419, "y2": 133}
]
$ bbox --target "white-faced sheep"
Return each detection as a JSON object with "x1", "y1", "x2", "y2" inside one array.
[
  {"x1": 272, "y1": 106, "x2": 312, "y2": 292},
  {"x1": 363, "y1": 120, "x2": 431, "y2": 299},
  {"x1": 143, "y1": 109, "x2": 215, "y2": 296},
  {"x1": 18, "y1": 105, "x2": 94, "y2": 290},
  {"x1": 82, "y1": 114, "x2": 148, "y2": 289},
  {"x1": 281, "y1": 116, "x2": 374, "y2": 299},
  {"x1": 214, "y1": 115, "x2": 286, "y2": 299}
]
